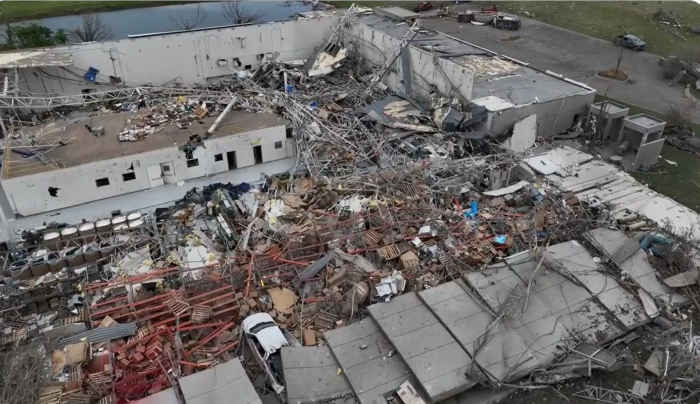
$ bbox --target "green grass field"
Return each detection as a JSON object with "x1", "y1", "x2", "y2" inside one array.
[
  {"x1": 491, "y1": 1, "x2": 700, "y2": 56},
  {"x1": 0, "y1": 1, "x2": 193, "y2": 22},
  {"x1": 595, "y1": 95, "x2": 700, "y2": 211}
]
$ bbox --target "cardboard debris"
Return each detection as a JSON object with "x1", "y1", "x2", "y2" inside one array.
[
  {"x1": 303, "y1": 329, "x2": 317, "y2": 346},
  {"x1": 268, "y1": 287, "x2": 298, "y2": 314},
  {"x1": 99, "y1": 315, "x2": 116, "y2": 328},
  {"x1": 64, "y1": 342, "x2": 88, "y2": 366}
]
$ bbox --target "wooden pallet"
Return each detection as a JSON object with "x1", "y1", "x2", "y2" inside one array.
[
  {"x1": 315, "y1": 311, "x2": 336, "y2": 330},
  {"x1": 62, "y1": 391, "x2": 91, "y2": 404},
  {"x1": 191, "y1": 304, "x2": 212, "y2": 323},
  {"x1": 4, "y1": 317, "x2": 25, "y2": 329},
  {"x1": 378, "y1": 244, "x2": 401, "y2": 260},
  {"x1": 39, "y1": 386, "x2": 63, "y2": 404},
  {"x1": 363, "y1": 230, "x2": 382, "y2": 248},
  {"x1": 97, "y1": 393, "x2": 116, "y2": 404},
  {"x1": 87, "y1": 372, "x2": 112, "y2": 395},
  {"x1": 165, "y1": 294, "x2": 190, "y2": 317}
]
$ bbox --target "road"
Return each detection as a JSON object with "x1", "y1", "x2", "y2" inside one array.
[{"x1": 421, "y1": 11, "x2": 700, "y2": 122}]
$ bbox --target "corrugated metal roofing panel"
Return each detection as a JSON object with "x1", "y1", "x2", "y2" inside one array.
[
  {"x1": 294, "y1": 252, "x2": 336, "y2": 287},
  {"x1": 54, "y1": 322, "x2": 137, "y2": 349},
  {"x1": 663, "y1": 270, "x2": 700, "y2": 288}
]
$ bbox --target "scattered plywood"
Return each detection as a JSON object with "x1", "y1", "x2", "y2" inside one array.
[
  {"x1": 268, "y1": 287, "x2": 298, "y2": 314},
  {"x1": 303, "y1": 329, "x2": 316, "y2": 346},
  {"x1": 64, "y1": 341, "x2": 88, "y2": 366},
  {"x1": 99, "y1": 315, "x2": 116, "y2": 328}
]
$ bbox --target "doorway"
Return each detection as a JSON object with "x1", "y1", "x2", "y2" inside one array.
[
  {"x1": 227, "y1": 151, "x2": 238, "y2": 170},
  {"x1": 146, "y1": 165, "x2": 164, "y2": 188},
  {"x1": 160, "y1": 162, "x2": 176, "y2": 184},
  {"x1": 272, "y1": 28, "x2": 283, "y2": 53},
  {"x1": 253, "y1": 146, "x2": 263, "y2": 165}
]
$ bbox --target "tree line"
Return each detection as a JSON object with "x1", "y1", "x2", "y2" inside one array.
[
  {"x1": 0, "y1": 2, "x2": 266, "y2": 50},
  {"x1": 0, "y1": 14, "x2": 113, "y2": 50}
]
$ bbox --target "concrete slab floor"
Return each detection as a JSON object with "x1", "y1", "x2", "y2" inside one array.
[
  {"x1": 544, "y1": 241, "x2": 649, "y2": 331},
  {"x1": 439, "y1": 386, "x2": 517, "y2": 404},
  {"x1": 179, "y1": 358, "x2": 262, "y2": 404},
  {"x1": 281, "y1": 346, "x2": 353, "y2": 404},
  {"x1": 368, "y1": 293, "x2": 475, "y2": 403},
  {"x1": 419, "y1": 280, "x2": 537, "y2": 383},
  {"x1": 464, "y1": 249, "x2": 626, "y2": 364},
  {"x1": 0, "y1": 157, "x2": 296, "y2": 242},
  {"x1": 324, "y1": 318, "x2": 411, "y2": 404}
]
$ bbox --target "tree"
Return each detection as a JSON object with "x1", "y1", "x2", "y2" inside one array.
[
  {"x1": 222, "y1": 2, "x2": 263, "y2": 25},
  {"x1": 69, "y1": 14, "x2": 113, "y2": 43},
  {"x1": 665, "y1": 102, "x2": 695, "y2": 128},
  {"x1": 614, "y1": 44, "x2": 624, "y2": 75},
  {"x1": 9, "y1": 23, "x2": 67, "y2": 49},
  {"x1": 170, "y1": 4, "x2": 207, "y2": 31},
  {"x1": 0, "y1": 340, "x2": 50, "y2": 404},
  {"x1": 0, "y1": 3, "x2": 14, "y2": 50},
  {"x1": 586, "y1": 86, "x2": 611, "y2": 153}
]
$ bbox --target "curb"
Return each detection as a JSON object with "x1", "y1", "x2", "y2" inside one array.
[
  {"x1": 684, "y1": 86, "x2": 700, "y2": 104},
  {"x1": 594, "y1": 73, "x2": 634, "y2": 84}
]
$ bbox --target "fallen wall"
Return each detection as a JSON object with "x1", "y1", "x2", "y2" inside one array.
[
  {"x1": 488, "y1": 92, "x2": 594, "y2": 138},
  {"x1": 17, "y1": 16, "x2": 339, "y2": 97},
  {"x1": 342, "y1": 18, "x2": 475, "y2": 102}
]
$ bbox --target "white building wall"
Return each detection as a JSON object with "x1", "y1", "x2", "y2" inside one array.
[
  {"x1": 342, "y1": 22, "x2": 474, "y2": 101},
  {"x1": 18, "y1": 16, "x2": 339, "y2": 96},
  {"x1": 488, "y1": 92, "x2": 595, "y2": 138},
  {"x1": 2, "y1": 125, "x2": 288, "y2": 216}
]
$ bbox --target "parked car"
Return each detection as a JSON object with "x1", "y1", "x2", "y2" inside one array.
[
  {"x1": 487, "y1": 13, "x2": 521, "y2": 30},
  {"x1": 242, "y1": 313, "x2": 299, "y2": 395},
  {"x1": 414, "y1": 2, "x2": 433, "y2": 12},
  {"x1": 613, "y1": 34, "x2": 646, "y2": 51}
]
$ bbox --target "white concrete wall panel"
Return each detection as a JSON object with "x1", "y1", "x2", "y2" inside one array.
[
  {"x1": 19, "y1": 17, "x2": 338, "y2": 94},
  {"x1": 3, "y1": 126, "x2": 287, "y2": 216}
]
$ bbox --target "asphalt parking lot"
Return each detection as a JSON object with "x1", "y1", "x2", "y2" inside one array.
[{"x1": 421, "y1": 11, "x2": 699, "y2": 121}]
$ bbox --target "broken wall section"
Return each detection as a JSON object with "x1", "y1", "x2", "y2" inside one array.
[
  {"x1": 475, "y1": 91, "x2": 595, "y2": 138},
  {"x1": 340, "y1": 15, "x2": 475, "y2": 102},
  {"x1": 15, "y1": 17, "x2": 339, "y2": 102}
]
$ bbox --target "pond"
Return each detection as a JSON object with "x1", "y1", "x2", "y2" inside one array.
[{"x1": 18, "y1": 1, "x2": 314, "y2": 40}]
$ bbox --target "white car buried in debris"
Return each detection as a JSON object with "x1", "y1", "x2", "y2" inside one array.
[{"x1": 242, "y1": 312, "x2": 299, "y2": 395}]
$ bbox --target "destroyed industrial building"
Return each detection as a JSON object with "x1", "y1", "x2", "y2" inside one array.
[{"x1": 0, "y1": 5, "x2": 699, "y2": 404}]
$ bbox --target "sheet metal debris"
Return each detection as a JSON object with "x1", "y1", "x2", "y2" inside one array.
[{"x1": 2, "y1": 6, "x2": 700, "y2": 404}]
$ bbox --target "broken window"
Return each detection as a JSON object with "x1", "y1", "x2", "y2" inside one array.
[
  {"x1": 95, "y1": 178, "x2": 110, "y2": 187},
  {"x1": 214, "y1": 153, "x2": 223, "y2": 161},
  {"x1": 122, "y1": 172, "x2": 136, "y2": 181},
  {"x1": 187, "y1": 159, "x2": 200, "y2": 168}
]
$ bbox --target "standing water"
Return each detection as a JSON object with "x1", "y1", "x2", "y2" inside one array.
[{"x1": 15, "y1": 1, "x2": 315, "y2": 40}]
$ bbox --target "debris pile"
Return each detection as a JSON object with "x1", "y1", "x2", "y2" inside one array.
[
  {"x1": 117, "y1": 98, "x2": 214, "y2": 142},
  {"x1": 2, "y1": 6, "x2": 700, "y2": 404}
]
